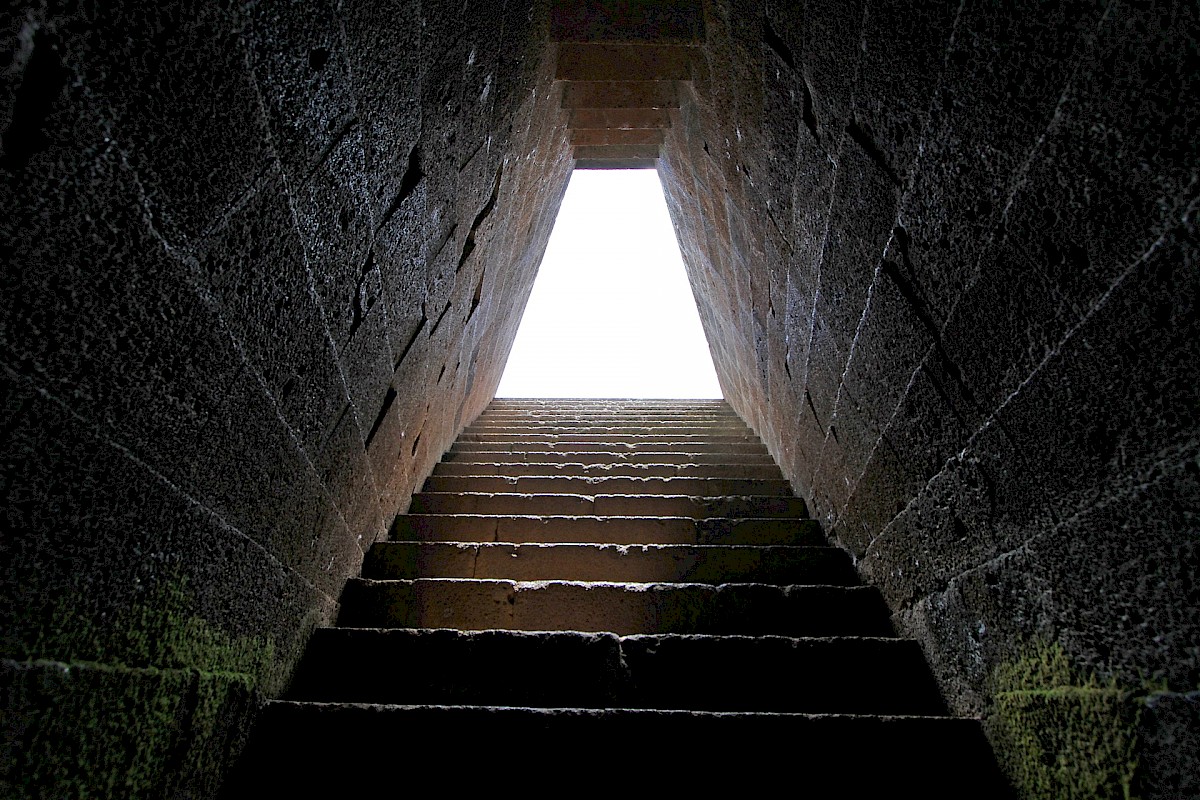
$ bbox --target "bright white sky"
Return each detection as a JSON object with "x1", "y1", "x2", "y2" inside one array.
[{"x1": 496, "y1": 169, "x2": 723, "y2": 399}]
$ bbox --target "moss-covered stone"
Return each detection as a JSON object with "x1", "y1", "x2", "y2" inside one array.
[
  {"x1": 6, "y1": 576, "x2": 277, "y2": 798},
  {"x1": 28, "y1": 578, "x2": 277, "y2": 684},
  {"x1": 986, "y1": 640, "x2": 1142, "y2": 800},
  {"x1": 3, "y1": 660, "x2": 259, "y2": 799}
]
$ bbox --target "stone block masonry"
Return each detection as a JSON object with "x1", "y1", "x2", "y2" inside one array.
[
  {"x1": 2, "y1": 0, "x2": 1197, "y2": 796},
  {"x1": 657, "y1": 2, "x2": 1198, "y2": 797},
  {"x1": 1, "y1": 2, "x2": 570, "y2": 795}
]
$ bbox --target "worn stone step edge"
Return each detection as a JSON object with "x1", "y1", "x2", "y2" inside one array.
[
  {"x1": 228, "y1": 703, "x2": 1011, "y2": 797},
  {"x1": 463, "y1": 424, "x2": 753, "y2": 434},
  {"x1": 449, "y1": 441, "x2": 770, "y2": 454},
  {"x1": 287, "y1": 629, "x2": 944, "y2": 714},
  {"x1": 362, "y1": 541, "x2": 855, "y2": 584},
  {"x1": 480, "y1": 401, "x2": 734, "y2": 408},
  {"x1": 476, "y1": 417, "x2": 738, "y2": 425},
  {"x1": 337, "y1": 579, "x2": 892, "y2": 636},
  {"x1": 477, "y1": 407, "x2": 739, "y2": 414},
  {"x1": 422, "y1": 475, "x2": 793, "y2": 496},
  {"x1": 478, "y1": 408, "x2": 738, "y2": 414},
  {"x1": 440, "y1": 450, "x2": 777, "y2": 465},
  {"x1": 408, "y1": 492, "x2": 809, "y2": 519},
  {"x1": 389, "y1": 514, "x2": 821, "y2": 545},
  {"x1": 457, "y1": 432, "x2": 759, "y2": 442},
  {"x1": 432, "y1": 462, "x2": 785, "y2": 479}
]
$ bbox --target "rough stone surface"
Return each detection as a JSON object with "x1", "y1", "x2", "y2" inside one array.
[
  {"x1": 3, "y1": 1, "x2": 1197, "y2": 797},
  {"x1": 657, "y1": 2, "x2": 1198, "y2": 796},
  {"x1": 2, "y1": 3, "x2": 568, "y2": 796}
]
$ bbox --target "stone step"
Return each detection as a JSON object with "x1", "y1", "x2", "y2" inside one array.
[
  {"x1": 440, "y1": 449, "x2": 777, "y2": 465},
  {"x1": 362, "y1": 542, "x2": 855, "y2": 584},
  {"x1": 432, "y1": 461, "x2": 785, "y2": 479},
  {"x1": 337, "y1": 579, "x2": 892, "y2": 636},
  {"x1": 482, "y1": 409, "x2": 732, "y2": 417},
  {"x1": 480, "y1": 409, "x2": 732, "y2": 418},
  {"x1": 465, "y1": 422, "x2": 751, "y2": 434},
  {"x1": 287, "y1": 629, "x2": 944, "y2": 715},
  {"x1": 472, "y1": 410, "x2": 734, "y2": 422},
  {"x1": 476, "y1": 415, "x2": 740, "y2": 424},
  {"x1": 422, "y1": 474, "x2": 793, "y2": 497},
  {"x1": 389, "y1": 514, "x2": 822, "y2": 545},
  {"x1": 229, "y1": 704, "x2": 1008, "y2": 796},
  {"x1": 486, "y1": 398, "x2": 728, "y2": 407},
  {"x1": 408, "y1": 492, "x2": 808, "y2": 519},
  {"x1": 455, "y1": 431, "x2": 761, "y2": 444},
  {"x1": 449, "y1": 440, "x2": 769, "y2": 454}
]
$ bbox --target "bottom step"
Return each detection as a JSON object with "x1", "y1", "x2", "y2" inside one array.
[{"x1": 224, "y1": 702, "x2": 1013, "y2": 796}]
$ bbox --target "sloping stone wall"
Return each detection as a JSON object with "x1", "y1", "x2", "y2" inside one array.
[
  {"x1": 659, "y1": 1, "x2": 1197, "y2": 795},
  {"x1": 1, "y1": 1, "x2": 569, "y2": 794}
]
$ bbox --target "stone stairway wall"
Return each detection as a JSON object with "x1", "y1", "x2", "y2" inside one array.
[{"x1": 224, "y1": 399, "x2": 1012, "y2": 795}]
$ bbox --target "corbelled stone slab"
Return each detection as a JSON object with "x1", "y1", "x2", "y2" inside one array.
[
  {"x1": 570, "y1": 128, "x2": 666, "y2": 146},
  {"x1": 363, "y1": 541, "x2": 855, "y2": 584},
  {"x1": 573, "y1": 144, "x2": 663, "y2": 160},
  {"x1": 550, "y1": 0, "x2": 704, "y2": 45},
  {"x1": 574, "y1": 157, "x2": 659, "y2": 169},
  {"x1": 561, "y1": 81, "x2": 679, "y2": 109},
  {"x1": 556, "y1": 43, "x2": 695, "y2": 81}
]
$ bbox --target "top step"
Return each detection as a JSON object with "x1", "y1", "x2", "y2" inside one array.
[{"x1": 482, "y1": 404, "x2": 734, "y2": 411}]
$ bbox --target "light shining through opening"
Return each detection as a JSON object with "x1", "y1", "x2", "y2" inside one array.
[{"x1": 496, "y1": 169, "x2": 722, "y2": 399}]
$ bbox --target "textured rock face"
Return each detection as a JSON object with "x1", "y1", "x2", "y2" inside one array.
[
  {"x1": 2, "y1": 0, "x2": 1197, "y2": 796},
  {"x1": 658, "y1": 2, "x2": 1197, "y2": 796},
  {"x1": 1, "y1": 1, "x2": 569, "y2": 794}
]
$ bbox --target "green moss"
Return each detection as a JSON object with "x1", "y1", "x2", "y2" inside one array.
[
  {"x1": 11, "y1": 575, "x2": 278, "y2": 798},
  {"x1": 29, "y1": 577, "x2": 276, "y2": 682},
  {"x1": 987, "y1": 641, "x2": 1142, "y2": 800},
  {"x1": 12, "y1": 661, "x2": 259, "y2": 799}
]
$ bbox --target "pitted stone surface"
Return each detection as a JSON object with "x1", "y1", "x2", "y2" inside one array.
[
  {"x1": 2, "y1": 5, "x2": 569, "y2": 795},
  {"x1": 7, "y1": 0, "x2": 1191, "y2": 792}
]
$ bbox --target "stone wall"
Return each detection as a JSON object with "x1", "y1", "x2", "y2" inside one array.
[
  {"x1": 3, "y1": 0, "x2": 1198, "y2": 796},
  {"x1": 0, "y1": 1, "x2": 570, "y2": 795},
  {"x1": 659, "y1": 1, "x2": 1197, "y2": 796}
]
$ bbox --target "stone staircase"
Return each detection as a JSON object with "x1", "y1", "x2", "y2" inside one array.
[{"x1": 225, "y1": 399, "x2": 1011, "y2": 796}]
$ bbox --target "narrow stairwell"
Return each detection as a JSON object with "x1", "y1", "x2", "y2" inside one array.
[{"x1": 226, "y1": 399, "x2": 1011, "y2": 795}]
